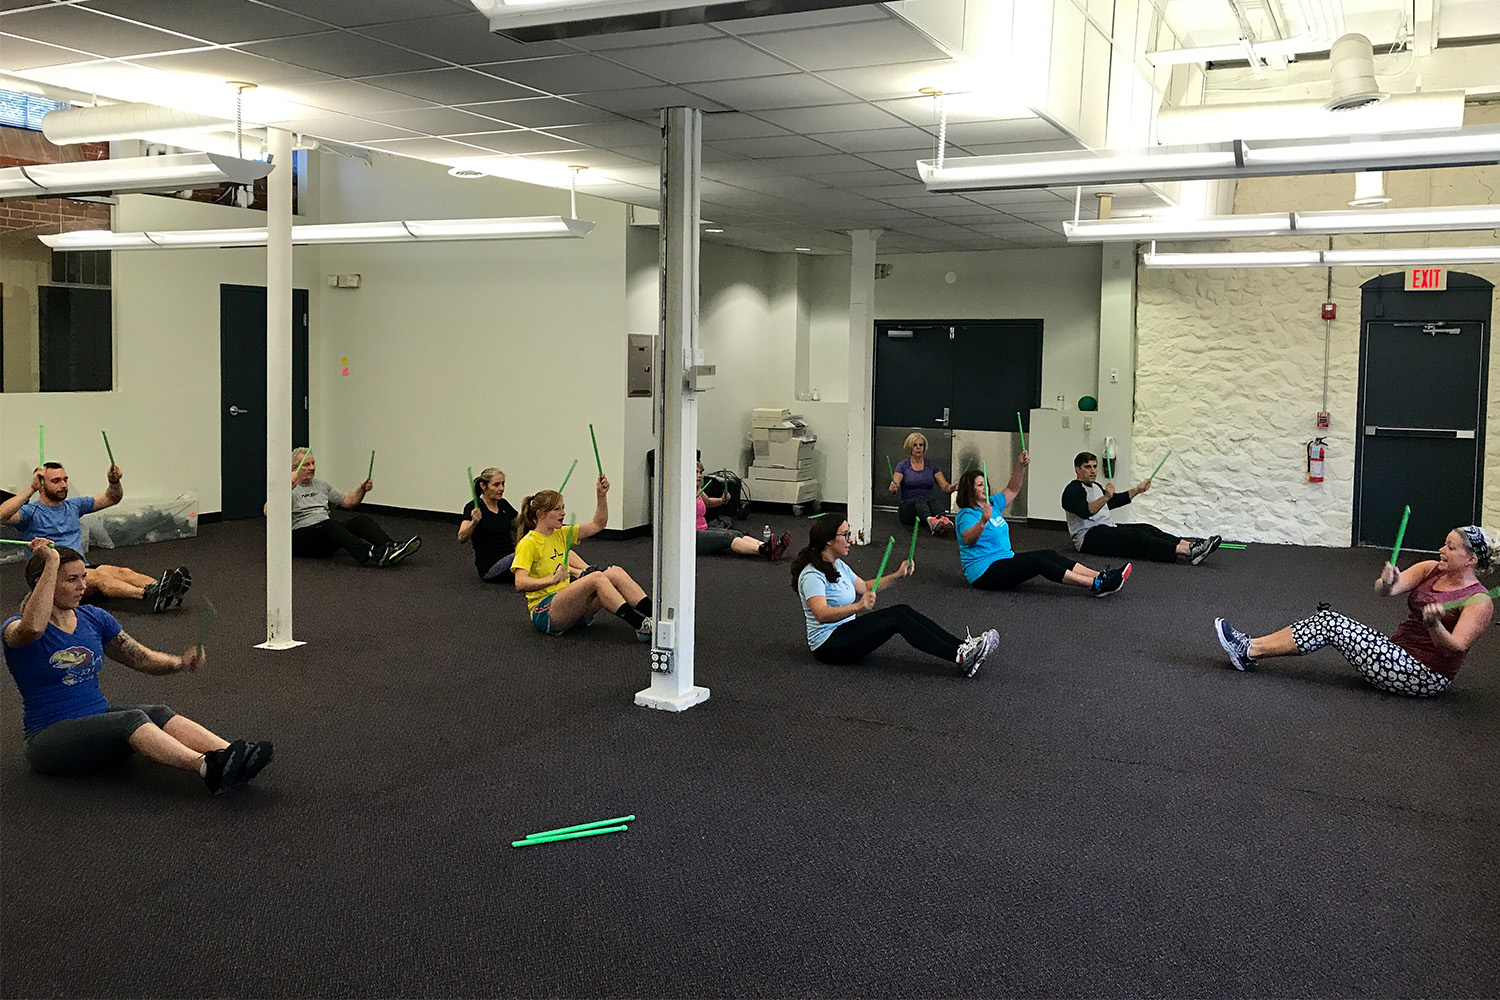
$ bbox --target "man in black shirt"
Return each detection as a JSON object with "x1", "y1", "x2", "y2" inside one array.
[{"x1": 1060, "y1": 452, "x2": 1218, "y2": 565}]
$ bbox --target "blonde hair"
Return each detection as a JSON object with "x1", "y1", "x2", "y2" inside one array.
[
  {"x1": 515, "y1": 490, "x2": 563, "y2": 540},
  {"x1": 903, "y1": 432, "x2": 928, "y2": 457}
]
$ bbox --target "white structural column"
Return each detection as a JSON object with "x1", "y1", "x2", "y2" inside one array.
[
  {"x1": 843, "y1": 229, "x2": 881, "y2": 545},
  {"x1": 636, "y1": 106, "x2": 709, "y2": 712},
  {"x1": 257, "y1": 127, "x2": 302, "y2": 651},
  {"x1": 1097, "y1": 244, "x2": 1137, "y2": 480}
]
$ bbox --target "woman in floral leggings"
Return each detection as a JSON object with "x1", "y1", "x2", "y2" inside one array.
[{"x1": 1214, "y1": 525, "x2": 1494, "y2": 697}]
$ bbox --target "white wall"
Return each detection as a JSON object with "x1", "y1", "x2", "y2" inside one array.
[
  {"x1": 1134, "y1": 110, "x2": 1500, "y2": 544},
  {"x1": 1, "y1": 194, "x2": 323, "y2": 514},
  {"x1": 312, "y1": 153, "x2": 632, "y2": 525}
]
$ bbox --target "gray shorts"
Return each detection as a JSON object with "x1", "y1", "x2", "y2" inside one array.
[{"x1": 24, "y1": 704, "x2": 177, "y2": 776}]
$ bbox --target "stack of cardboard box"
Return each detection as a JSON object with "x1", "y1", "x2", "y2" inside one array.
[{"x1": 746, "y1": 408, "x2": 819, "y2": 505}]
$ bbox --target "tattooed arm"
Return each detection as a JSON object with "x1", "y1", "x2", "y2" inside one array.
[{"x1": 104, "y1": 630, "x2": 204, "y2": 674}]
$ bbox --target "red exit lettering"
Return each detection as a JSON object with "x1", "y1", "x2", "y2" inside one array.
[{"x1": 1405, "y1": 267, "x2": 1447, "y2": 291}]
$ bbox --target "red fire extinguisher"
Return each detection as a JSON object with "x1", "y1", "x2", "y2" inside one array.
[{"x1": 1306, "y1": 437, "x2": 1326, "y2": 482}]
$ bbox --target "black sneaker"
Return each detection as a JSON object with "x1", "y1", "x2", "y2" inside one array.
[
  {"x1": 1091, "y1": 563, "x2": 1132, "y2": 597},
  {"x1": 233, "y1": 741, "x2": 275, "y2": 787},
  {"x1": 165, "y1": 566, "x2": 192, "y2": 609},
  {"x1": 1187, "y1": 539, "x2": 1212, "y2": 565},
  {"x1": 202, "y1": 740, "x2": 250, "y2": 795},
  {"x1": 147, "y1": 572, "x2": 173, "y2": 612},
  {"x1": 370, "y1": 542, "x2": 395, "y2": 567},
  {"x1": 387, "y1": 536, "x2": 422, "y2": 566},
  {"x1": 1215, "y1": 617, "x2": 1255, "y2": 670}
]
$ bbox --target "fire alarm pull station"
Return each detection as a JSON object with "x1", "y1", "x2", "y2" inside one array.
[
  {"x1": 1321, "y1": 302, "x2": 1336, "y2": 320},
  {"x1": 1316, "y1": 411, "x2": 1330, "y2": 429}
]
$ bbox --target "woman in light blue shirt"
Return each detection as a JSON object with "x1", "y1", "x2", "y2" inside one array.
[
  {"x1": 792, "y1": 517, "x2": 998, "y2": 677},
  {"x1": 954, "y1": 457, "x2": 1129, "y2": 597}
]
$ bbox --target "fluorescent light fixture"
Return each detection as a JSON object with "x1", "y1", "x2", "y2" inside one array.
[
  {"x1": 920, "y1": 127, "x2": 1500, "y2": 192},
  {"x1": 1143, "y1": 247, "x2": 1500, "y2": 268},
  {"x1": 1067, "y1": 204, "x2": 1500, "y2": 243},
  {"x1": 0, "y1": 152, "x2": 273, "y2": 200},
  {"x1": 1142, "y1": 250, "x2": 1324, "y2": 269},
  {"x1": 1066, "y1": 213, "x2": 1294, "y2": 241},
  {"x1": 39, "y1": 216, "x2": 595, "y2": 251}
]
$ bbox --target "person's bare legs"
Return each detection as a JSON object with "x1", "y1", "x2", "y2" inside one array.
[
  {"x1": 163, "y1": 715, "x2": 230, "y2": 753},
  {"x1": 84, "y1": 564, "x2": 155, "y2": 600},
  {"x1": 601, "y1": 565, "x2": 646, "y2": 604},
  {"x1": 1175, "y1": 539, "x2": 1191, "y2": 557},
  {"x1": 730, "y1": 536, "x2": 762, "y2": 556},
  {"x1": 1248, "y1": 626, "x2": 1299, "y2": 659},
  {"x1": 1063, "y1": 563, "x2": 1100, "y2": 587},
  {"x1": 545, "y1": 574, "x2": 628, "y2": 628},
  {"x1": 127, "y1": 723, "x2": 206, "y2": 772}
]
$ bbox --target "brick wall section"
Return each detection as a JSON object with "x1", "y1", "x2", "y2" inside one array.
[{"x1": 0, "y1": 126, "x2": 110, "y2": 235}]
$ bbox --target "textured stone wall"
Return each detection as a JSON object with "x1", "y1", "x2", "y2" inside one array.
[{"x1": 1133, "y1": 107, "x2": 1500, "y2": 545}]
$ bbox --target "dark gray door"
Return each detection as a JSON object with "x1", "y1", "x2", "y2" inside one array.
[
  {"x1": 38, "y1": 285, "x2": 111, "y2": 392},
  {"x1": 1355, "y1": 265, "x2": 1490, "y2": 554},
  {"x1": 220, "y1": 284, "x2": 309, "y2": 520}
]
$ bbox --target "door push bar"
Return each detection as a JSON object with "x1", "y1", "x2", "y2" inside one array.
[{"x1": 1364, "y1": 426, "x2": 1476, "y2": 439}]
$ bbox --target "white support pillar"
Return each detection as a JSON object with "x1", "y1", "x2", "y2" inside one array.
[
  {"x1": 844, "y1": 229, "x2": 881, "y2": 545},
  {"x1": 1098, "y1": 243, "x2": 1136, "y2": 482},
  {"x1": 257, "y1": 127, "x2": 302, "y2": 650},
  {"x1": 636, "y1": 106, "x2": 709, "y2": 712}
]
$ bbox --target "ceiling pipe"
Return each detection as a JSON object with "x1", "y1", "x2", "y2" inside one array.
[
  {"x1": 1156, "y1": 90, "x2": 1464, "y2": 144},
  {"x1": 1148, "y1": 0, "x2": 1344, "y2": 66},
  {"x1": 43, "y1": 102, "x2": 235, "y2": 144}
]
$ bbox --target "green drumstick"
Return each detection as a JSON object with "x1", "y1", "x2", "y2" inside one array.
[
  {"x1": 293, "y1": 448, "x2": 311, "y2": 477},
  {"x1": 1438, "y1": 586, "x2": 1500, "y2": 611},
  {"x1": 467, "y1": 466, "x2": 480, "y2": 511},
  {"x1": 560, "y1": 515, "x2": 574, "y2": 575},
  {"x1": 523, "y1": 814, "x2": 635, "y2": 840},
  {"x1": 1016, "y1": 412, "x2": 1026, "y2": 453},
  {"x1": 558, "y1": 458, "x2": 578, "y2": 494},
  {"x1": 696, "y1": 477, "x2": 714, "y2": 499},
  {"x1": 368, "y1": 450, "x2": 375, "y2": 481},
  {"x1": 871, "y1": 536, "x2": 895, "y2": 595},
  {"x1": 1218, "y1": 543, "x2": 1247, "y2": 550},
  {"x1": 0, "y1": 539, "x2": 42, "y2": 547},
  {"x1": 1390, "y1": 505, "x2": 1411, "y2": 565},
  {"x1": 512, "y1": 825, "x2": 627, "y2": 848},
  {"x1": 908, "y1": 519, "x2": 919, "y2": 565},
  {"x1": 589, "y1": 423, "x2": 602, "y2": 477},
  {"x1": 887, "y1": 455, "x2": 895, "y2": 481},
  {"x1": 102, "y1": 430, "x2": 115, "y2": 466},
  {"x1": 1150, "y1": 449, "x2": 1173, "y2": 479}
]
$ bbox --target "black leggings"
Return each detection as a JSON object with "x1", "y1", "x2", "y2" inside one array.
[
  {"x1": 898, "y1": 494, "x2": 948, "y2": 525},
  {"x1": 1081, "y1": 523, "x2": 1180, "y2": 563},
  {"x1": 24, "y1": 704, "x2": 176, "y2": 775},
  {"x1": 292, "y1": 514, "x2": 393, "y2": 564},
  {"x1": 812, "y1": 604, "x2": 960, "y2": 665},
  {"x1": 972, "y1": 550, "x2": 1077, "y2": 590}
]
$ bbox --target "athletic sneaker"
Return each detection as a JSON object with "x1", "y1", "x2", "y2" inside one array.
[
  {"x1": 202, "y1": 740, "x2": 249, "y2": 795},
  {"x1": 1215, "y1": 617, "x2": 1256, "y2": 671},
  {"x1": 1205, "y1": 535, "x2": 1223, "y2": 558},
  {"x1": 770, "y1": 531, "x2": 791, "y2": 562},
  {"x1": 928, "y1": 516, "x2": 942, "y2": 536},
  {"x1": 955, "y1": 628, "x2": 1000, "y2": 678},
  {"x1": 234, "y1": 740, "x2": 275, "y2": 787},
  {"x1": 1091, "y1": 562, "x2": 1132, "y2": 597},
  {"x1": 146, "y1": 572, "x2": 173, "y2": 612},
  {"x1": 636, "y1": 617, "x2": 654, "y2": 643},
  {"x1": 1186, "y1": 538, "x2": 1213, "y2": 565},
  {"x1": 165, "y1": 566, "x2": 192, "y2": 609},
  {"x1": 372, "y1": 542, "x2": 396, "y2": 567},
  {"x1": 387, "y1": 536, "x2": 422, "y2": 566}
]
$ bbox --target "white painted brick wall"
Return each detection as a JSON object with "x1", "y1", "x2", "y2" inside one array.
[{"x1": 1134, "y1": 106, "x2": 1500, "y2": 545}]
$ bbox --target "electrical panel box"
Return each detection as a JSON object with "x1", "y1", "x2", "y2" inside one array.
[{"x1": 627, "y1": 333, "x2": 654, "y2": 397}]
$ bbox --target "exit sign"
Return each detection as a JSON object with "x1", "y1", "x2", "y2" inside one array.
[{"x1": 1405, "y1": 267, "x2": 1447, "y2": 291}]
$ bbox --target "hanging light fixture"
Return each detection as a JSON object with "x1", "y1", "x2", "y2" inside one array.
[
  {"x1": 1065, "y1": 204, "x2": 1500, "y2": 242},
  {"x1": 1142, "y1": 245, "x2": 1500, "y2": 268},
  {"x1": 0, "y1": 151, "x2": 274, "y2": 200},
  {"x1": 38, "y1": 215, "x2": 595, "y2": 250}
]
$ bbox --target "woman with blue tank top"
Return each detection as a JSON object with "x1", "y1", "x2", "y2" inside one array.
[
  {"x1": 792, "y1": 516, "x2": 998, "y2": 677},
  {"x1": 954, "y1": 457, "x2": 1130, "y2": 596},
  {"x1": 2, "y1": 540, "x2": 272, "y2": 794}
]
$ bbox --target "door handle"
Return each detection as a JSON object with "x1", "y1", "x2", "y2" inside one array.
[
  {"x1": 938, "y1": 407, "x2": 950, "y2": 427},
  {"x1": 229, "y1": 405, "x2": 250, "y2": 416}
]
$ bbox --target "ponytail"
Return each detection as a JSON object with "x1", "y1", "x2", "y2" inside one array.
[
  {"x1": 789, "y1": 517, "x2": 842, "y2": 588},
  {"x1": 515, "y1": 490, "x2": 562, "y2": 543}
]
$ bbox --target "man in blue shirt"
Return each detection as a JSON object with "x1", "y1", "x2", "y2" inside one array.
[{"x1": 1, "y1": 463, "x2": 190, "y2": 612}]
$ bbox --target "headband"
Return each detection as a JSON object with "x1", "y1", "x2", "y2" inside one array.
[{"x1": 1460, "y1": 525, "x2": 1490, "y2": 568}]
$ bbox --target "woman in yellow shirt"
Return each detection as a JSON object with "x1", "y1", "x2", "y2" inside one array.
[{"x1": 512, "y1": 475, "x2": 652, "y2": 640}]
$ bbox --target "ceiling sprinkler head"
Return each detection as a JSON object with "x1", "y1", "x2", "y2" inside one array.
[{"x1": 448, "y1": 166, "x2": 485, "y2": 179}]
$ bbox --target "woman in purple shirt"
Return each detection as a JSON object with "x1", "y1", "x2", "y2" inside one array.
[
  {"x1": 1214, "y1": 525, "x2": 1494, "y2": 696},
  {"x1": 888, "y1": 432, "x2": 957, "y2": 536}
]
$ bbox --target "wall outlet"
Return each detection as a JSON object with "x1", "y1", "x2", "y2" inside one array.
[{"x1": 1061, "y1": 416, "x2": 1070, "y2": 428}]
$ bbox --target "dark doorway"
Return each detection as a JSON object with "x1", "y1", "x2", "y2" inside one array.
[
  {"x1": 220, "y1": 284, "x2": 310, "y2": 520},
  {"x1": 1356, "y1": 272, "x2": 1490, "y2": 552},
  {"x1": 38, "y1": 285, "x2": 111, "y2": 392}
]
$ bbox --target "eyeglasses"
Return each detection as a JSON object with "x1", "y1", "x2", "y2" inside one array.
[{"x1": 835, "y1": 530, "x2": 853, "y2": 539}]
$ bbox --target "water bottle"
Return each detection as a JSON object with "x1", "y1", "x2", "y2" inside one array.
[{"x1": 762, "y1": 524, "x2": 772, "y2": 545}]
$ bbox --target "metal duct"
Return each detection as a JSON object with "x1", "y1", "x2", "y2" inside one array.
[
  {"x1": 42, "y1": 102, "x2": 234, "y2": 144},
  {"x1": 1326, "y1": 33, "x2": 1382, "y2": 110}
]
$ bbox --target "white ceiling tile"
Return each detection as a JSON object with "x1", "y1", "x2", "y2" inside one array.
[
  {"x1": 357, "y1": 67, "x2": 534, "y2": 103},
  {"x1": 275, "y1": 79, "x2": 438, "y2": 114},
  {"x1": 685, "y1": 73, "x2": 858, "y2": 111},
  {"x1": 0, "y1": 32, "x2": 93, "y2": 69},
  {"x1": 255, "y1": 0, "x2": 472, "y2": 28},
  {"x1": 242, "y1": 31, "x2": 444, "y2": 76},
  {"x1": 525, "y1": 148, "x2": 654, "y2": 171},
  {"x1": 705, "y1": 133, "x2": 832, "y2": 159},
  {"x1": 751, "y1": 152, "x2": 875, "y2": 175},
  {"x1": 363, "y1": 135, "x2": 497, "y2": 157},
  {"x1": 453, "y1": 130, "x2": 582, "y2": 154},
  {"x1": 700, "y1": 112, "x2": 788, "y2": 140},
  {"x1": 86, "y1": 0, "x2": 327, "y2": 45},
  {"x1": 852, "y1": 149, "x2": 926, "y2": 170},
  {"x1": 813, "y1": 62, "x2": 956, "y2": 102},
  {"x1": 540, "y1": 120, "x2": 661, "y2": 147},
  {"x1": 363, "y1": 106, "x2": 506, "y2": 134},
  {"x1": 569, "y1": 85, "x2": 726, "y2": 116},
  {"x1": 125, "y1": 48, "x2": 337, "y2": 87},
  {"x1": 562, "y1": 22, "x2": 720, "y2": 50},
  {"x1": 744, "y1": 21, "x2": 946, "y2": 72},
  {"x1": 805, "y1": 126, "x2": 936, "y2": 154},
  {"x1": 356, "y1": 12, "x2": 566, "y2": 64},
  {"x1": 477, "y1": 54, "x2": 662, "y2": 94},
  {"x1": 718, "y1": 5, "x2": 894, "y2": 35},
  {"x1": 752, "y1": 102, "x2": 905, "y2": 133},
  {"x1": 957, "y1": 139, "x2": 1089, "y2": 157},
  {"x1": 453, "y1": 97, "x2": 617, "y2": 129},
  {"x1": 942, "y1": 118, "x2": 1075, "y2": 147},
  {"x1": 269, "y1": 115, "x2": 420, "y2": 142},
  {"x1": 0, "y1": 5, "x2": 204, "y2": 56},
  {"x1": 606, "y1": 37, "x2": 795, "y2": 84}
]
